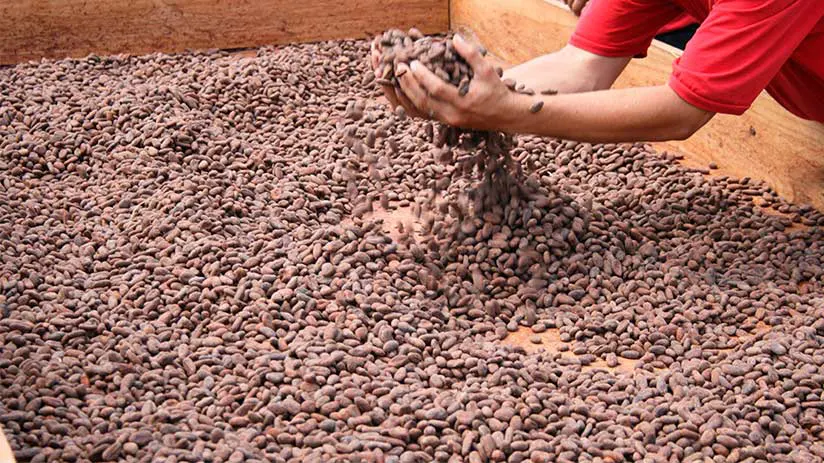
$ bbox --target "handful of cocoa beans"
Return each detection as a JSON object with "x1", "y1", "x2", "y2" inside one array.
[{"x1": 371, "y1": 29, "x2": 537, "y2": 218}]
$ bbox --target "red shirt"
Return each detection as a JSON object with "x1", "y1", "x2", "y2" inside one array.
[
  {"x1": 581, "y1": 3, "x2": 697, "y2": 34},
  {"x1": 657, "y1": 13, "x2": 696, "y2": 34},
  {"x1": 571, "y1": 0, "x2": 824, "y2": 122}
]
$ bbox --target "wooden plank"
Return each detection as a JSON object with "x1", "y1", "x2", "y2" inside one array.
[
  {"x1": 0, "y1": 427, "x2": 14, "y2": 463},
  {"x1": 0, "y1": 0, "x2": 448, "y2": 65},
  {"x1": 452, "y1": 0, "x2": 824, "y2": 210}
]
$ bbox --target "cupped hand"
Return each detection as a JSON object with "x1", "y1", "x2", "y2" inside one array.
[
  {"x1": 370, "y1": 38, "x2": 425, "y2": 118},
  {"x1": 395, "y1": 34, "x2": 515, "y2": 132}
]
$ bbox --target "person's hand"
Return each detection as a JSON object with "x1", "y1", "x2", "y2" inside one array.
[
  {"x1": 370, "y1": 39, "x2": 425, "y2": 118},
  {"x1": 565, "y1": 0, "x2": 589, "y2": 16},
  {"x1": 395, "y1": 34, "x2": 516, "y2": 132}
]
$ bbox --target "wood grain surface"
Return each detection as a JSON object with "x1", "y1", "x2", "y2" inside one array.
[
  {"x1": 0, "y1": 427, "x2": 14, "y2": 463},
  {"x1": 452, "y1": 0, "x2": 824, "y2": 210},
  {"x1": 0, "y1": 0, "x2": 448, "y2": 64}
]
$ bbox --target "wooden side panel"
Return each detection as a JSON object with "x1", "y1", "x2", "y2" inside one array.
[
  {"x1": 0, "y1": 0, "x2": 448, "y2": 64},
  {"x1": 0, "y1": 426, "x2": 14, "y2": 463},
  {"x1": 452, "y1": 0, "x2": 824, "y2": 210}
]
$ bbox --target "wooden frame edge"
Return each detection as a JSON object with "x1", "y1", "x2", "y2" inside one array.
[
  {"x1": 0, "y1": 427, "x2": 14, "y2": 463},
  {"x1": 0, "y1": 0, "x2": 449, "y2": 65}
]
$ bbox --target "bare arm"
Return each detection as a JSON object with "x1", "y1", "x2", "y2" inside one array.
[
  {"x1": 495, "y1": 85, "x2": 714, "y2": 143},
  {"x1": 502, "y1": 45, "x2": 631, "y2": 94},
  {"x1": 396, "y1": 35, "x2": 714, "y2": 143}
]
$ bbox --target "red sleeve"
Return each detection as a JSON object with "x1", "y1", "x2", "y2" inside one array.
[
  {"x1": 669, "y1": 0, "x2": 823, "y2": 115},
  {"x1": 570, "y1": 0, "x2": 684, "y2": 58}
]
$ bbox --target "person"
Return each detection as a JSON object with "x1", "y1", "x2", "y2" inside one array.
[
  {"x1": 565, "y1": 0, "x2": 698, "y2": 50},
  {"x1": 375, "y1": 0, "x2": 824, "y2": 144}
]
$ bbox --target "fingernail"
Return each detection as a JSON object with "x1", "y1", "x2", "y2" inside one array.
[
  {"x1": 410, "y1": 61, "x2": 421, "y2": 72},
  {"x1": 454, "y1": 34, "x2": 466, "y2": 44}
]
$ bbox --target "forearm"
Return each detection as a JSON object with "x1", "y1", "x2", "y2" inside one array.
[
  {"x1": 394, "y1": 37, "x2": 709, "y2": 144},
  {"x1": 502, "y1": 45, "x2": 631, "y2": 95},
  {"x1": 498, "y1": 84, "x2": 714, "y2": 143}
]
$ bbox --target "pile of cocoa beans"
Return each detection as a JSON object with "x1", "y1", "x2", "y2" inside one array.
[{"x1": 1, "y1": 37, "x2": 824, "y2": 463}]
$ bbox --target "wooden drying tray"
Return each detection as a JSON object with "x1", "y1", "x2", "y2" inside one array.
[
  {"x1": 1, "y1": 0, "x2": 822, "y2": 210},
  {"x1": 453, "y1": 0, "x2": 824, "y2": 211}
]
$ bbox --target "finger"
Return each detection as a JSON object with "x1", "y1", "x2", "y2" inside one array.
[
  {"x1": 397, "y1": 63, "x2": 429, "y2": 111},
  {"x1": 424, "y1": 98, "x2": 455, "y2": 123},
  {"x1": 399, "y1": 78, "x2": 452, "y2": 122},
  {"x1": 380, "y1": 83, "x2": 401, "y2": 108},
  {"x1": 395, "y1": 88, "x2": 425, "y2": 119},
  {"x1": 571, "y1": 0, "x2": 588, "y2": 15},
  {"x1": 410, "y1": 61, "x2": 460, "y2": 102},
  {"x1": 452, "y1": 34, "x2": 495, "y2": 78},
  {"x1": 370, "y1": 39, "x2": 380, "y2": 68},
  {"x1": 397, "y1": 63, "x2": 456, "y2": 121},
  {"x1": 396, "y1": 64, "x2": 429, "y2": 117}
]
